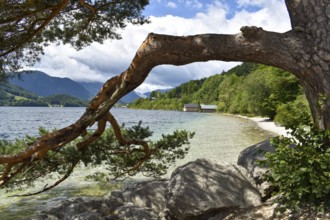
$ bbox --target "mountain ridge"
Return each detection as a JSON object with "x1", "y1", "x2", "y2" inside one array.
[
  {"x1": 9, "y1": 71, "x2": 142, "y2": 103},
  {"x1": 78, "y1": 81, "x2": 141, "y2": 103},
  {"x1": 10, "y1": 71, "x2": 92, "y2": 100},
  {"x1": 0, "y1": 82, "x2": 88, "y2": 107}
]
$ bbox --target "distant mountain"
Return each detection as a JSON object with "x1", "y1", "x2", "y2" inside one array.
[
  {"x1": 79, "y1": 81, "x2": 142, "y2": 104},
  {"x1": 10, "y1": 71, "x2": 92, "y2": 100},
  {"x1": 143, "y1": 88, "x2": 172, "y2": 98},
  {"x1": 9, "y1": 71, "x2": 142, "y2": 103},
  {"x1": 78, "y1": 81, "x2": 104, "y2": 97},
  {"x1": 0, "y1": 82, "x2": 38, "y2": 100},
  {"x1": 0, "y1": 82, "x2": 87, "y2": 107},
  {"x1": 120, "y1": 91, "x2": 141, "y2": 103}
]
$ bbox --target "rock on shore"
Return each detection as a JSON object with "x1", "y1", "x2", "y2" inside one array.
[
  {"x1": 35, "y1": 158, "x2": 265, "y2": 219},
  {"x1": 34, "y1": 140, "x2": 326, "y2": 220},
  {"x1": 166, "y1": 159, "x2": 261, "y2": 220}
]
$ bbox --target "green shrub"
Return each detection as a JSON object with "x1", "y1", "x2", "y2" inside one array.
[
  {"x1": 263, "y1": 126, "x2": 330, "y2": 212},
  {"x1": 274, "y1": 95, "x2": 312, "y2": 128},
  {"x1": 217, "y1": 101, "x2": 226, "y2": 112}
]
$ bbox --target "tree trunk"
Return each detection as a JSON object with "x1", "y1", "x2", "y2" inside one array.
[
  {"x1": 284, "y1": 0, "x2": 330, "y2": 129},
  {"x1": 1, "y1": 0, "x2": 330, "y2": 185},
  {"x1": 300, "y1": 76, "x2": 330, "y2": 130}
]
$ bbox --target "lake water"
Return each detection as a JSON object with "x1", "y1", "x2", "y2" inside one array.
[{"x1": 0, "y1": 107, "x2": 274, "y2": 219}]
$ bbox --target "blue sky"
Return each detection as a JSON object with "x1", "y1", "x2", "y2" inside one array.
[
  {"x1": 144, "y1": 0, "x2": 214, "y2": 18},
  {"x1": 32, "y1": 0, "x2": 291, "y2": 94},
  {"x1": 143, "y1": 0, "x2": 262, "y2": 19}
]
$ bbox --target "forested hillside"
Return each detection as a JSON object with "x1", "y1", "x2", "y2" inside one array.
[
  {"x1": 10, "y1": 71, "x2": 92, "y2": 100},
  {"x1": 0, "y1": 83, "x2": 88, "y2": 107},
  {"x1": 39, "y1": 94, "x2": 89, "y2": 107},
  {"x1": 130, "y1": 63, "x2": 312, "y2": 126}
]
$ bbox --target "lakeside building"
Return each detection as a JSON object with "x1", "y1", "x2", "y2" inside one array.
[
  {"x1": 183, "y1": 104, "x2": 200, "y2": 112},
  {"x1": 200, "y1": 104, "x2": 217, "y2": 113}
]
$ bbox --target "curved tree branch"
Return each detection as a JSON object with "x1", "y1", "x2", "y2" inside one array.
[
  {"x1": 76, "y1": 119, "x2": 107, "y2": 150},
  {"x1": 106, "y1": 112, "x2": 151, "y2": 154},
  {"x1": 0, "y1": 160, "x2": 29, "y2": 187},
  {"x1": 1, "y1": 27, "x2": 308, "y2": 187},
  {"x1": 79, "y1": 0, "x2": 96, "y2": 14}
]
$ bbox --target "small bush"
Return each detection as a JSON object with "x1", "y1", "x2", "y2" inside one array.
[
  {"x1": 263, "y1": 126, "x2": 330, "y2": 213},
  {"x1": 274, "y1": 95, "x2": 311, "y2": 128}
]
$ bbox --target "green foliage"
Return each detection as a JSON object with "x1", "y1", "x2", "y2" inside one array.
[
  {"x1": 84, "y1": 122, "x2": 194, "y2": 179},
  {"x1": 0, "y1": 82, "x2": 88, "y2": 107},
  {"x1": 130, "y1": 63, "x2": 307, "y2": 125},
  {"x1": 274, "y1": 95, "x2": 312, "y2": 128},
  {"x1": 225, "y1": 62, "x2": 258, "y2": 76},
  {"x1": 130, "y1": 97, "x2": 183, "y2": 111},
  {"x1": 166, "y1": 78, "x2": 206, "y2": 99},
  {"x1": 0, "y1": 82, "x2": 49, "y2": 106},
  {"x1": 39, "y1": 94, "x2": 88, "y2": 107},
  {"x1": 194, "y1": 74, "x2": 224, "y2": 103},
  {"x1": 263, "y1": 126, "x2": 330, "y2": 212},
  {"x1": 0, "y1": 99, "x2": 48, "y2": 107},
  {"x1": 0, "y1": 122, "x2": 194, "y2": 191},
  {"x1": 218, "y1": 74, "x2": 240, "y2": 113},
  {"x1": 234, "y1": 66, "x2": 300, "y2": 119},
  {"x1": 0, "y1": 82, "x2": 38, "y2": 100}
]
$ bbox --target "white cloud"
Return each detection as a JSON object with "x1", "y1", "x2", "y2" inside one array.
[
  {"x1": 185, "y1": 0, "x2": 203, "y2": 9},
  {"x1": 167, "y1": 1, "x2": 177, "y2": 8},
  {"x1": 32, "y1": 45, "x2": 108, "y2": 82},
  {"x1": 32, "y1": 0, "x2": 291, "y2": 93}
]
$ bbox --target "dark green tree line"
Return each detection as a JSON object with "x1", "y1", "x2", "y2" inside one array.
[{"x1": 130, "y1": 63, "x2": 310, "y2": 126}]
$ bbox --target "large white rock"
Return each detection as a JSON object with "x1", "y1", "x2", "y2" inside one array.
[{"x1": 166, "y1": 159, "x2": 261, "y2": 220}]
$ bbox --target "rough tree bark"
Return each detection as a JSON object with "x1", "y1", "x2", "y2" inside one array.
[
  {"x1": 1, "y1": 0, "x2": 330, "y2": 187},
  {"x1": 285, "y1": 0, "x2": 330, "y2": 130}
]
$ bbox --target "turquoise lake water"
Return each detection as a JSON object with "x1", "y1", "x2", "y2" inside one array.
[{"x1": 0, "y1": 107, "x2": 274, "y2": 219}]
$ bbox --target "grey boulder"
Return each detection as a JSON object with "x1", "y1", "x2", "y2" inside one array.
[
  {"x1": 166, "y1": 159, "x2": 261, "y2": 220},
  {"x1": 121, "y1": 179, "x2": 168, "y2": 213},
  {"x1": 237, "y1": 139, "x2": 275, "y2": 198}
]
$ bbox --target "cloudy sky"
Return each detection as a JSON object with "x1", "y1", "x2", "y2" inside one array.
[{"x1": 32, "y1": 0, "x2": 291, "y2": 94}]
